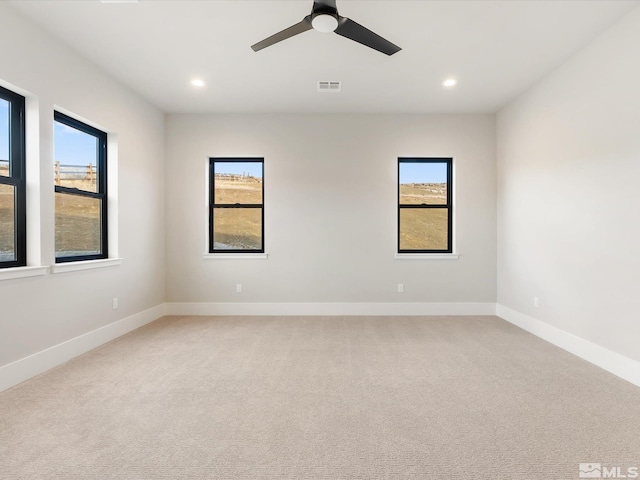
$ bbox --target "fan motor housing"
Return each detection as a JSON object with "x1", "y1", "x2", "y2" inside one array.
[{"x1": 311, "y1": 14, "x2": 339, "y2": 33}]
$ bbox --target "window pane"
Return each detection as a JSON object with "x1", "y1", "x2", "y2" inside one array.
[
  {"x1": 213, "y1": 208, "x2": 262, "y2": 250},
  {"x1": 0, "y1": 99, "x2": 8, "y2": 177},
  {"x1": 399, "y1": 208, "x2": 449, "y2": 251},
  {"x1": 214, "y1": 162, "x2": 263, "y2": 204},
  {"x1": 0, "y1": 183, "x2": 15, "y2": 262},
  {"x1": 55, "y1": 192, "x2": 102, "y2": 257},
  {"x1": 54, "y1": 120, "x2": 99, "y2": 192},
  {"x1": 399, "y1": 162, "x2": 447, "y2": 205}
]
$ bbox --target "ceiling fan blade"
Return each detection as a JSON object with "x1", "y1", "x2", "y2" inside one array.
[
  {"x1": 335, "y1": 17, "x2": 401, "y2": 56},
  {"x1": 312, "y1": 0, "x2": 337, "y2": 14},
  {"x1": 251, "y1": 16, "x2": 313, "y2": 52}
]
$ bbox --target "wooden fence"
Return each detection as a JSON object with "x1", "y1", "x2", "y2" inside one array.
[
  {"x1": 1, "y1": 160, "x2": 97, "y2": 185},
  {"x1": 214, "y1": 173, "x2": 260, "y2": 183},
  {"x1": 54, "y1": 161, "x2": 96, "y2": 186}
]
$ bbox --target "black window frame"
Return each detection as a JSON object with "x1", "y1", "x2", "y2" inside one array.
[
  {"x1": 398, "y1": 157, "x2": 453, "y2": 254},
  {"x1": 0, "y1": 85, "x2": 26, "y2": 269},
  {"x1": 209, "y1": 157, "x2": 264, "y2": 254},
  {"x1": 54, "y1": 111, "x2": 108, "y2": 263}
]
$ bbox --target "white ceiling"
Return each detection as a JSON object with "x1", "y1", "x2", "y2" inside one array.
[{"x1": 8, "y1": 0, "x2": 639, "y2": 114}]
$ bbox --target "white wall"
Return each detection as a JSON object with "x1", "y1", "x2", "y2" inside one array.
[
  {"x1": 165, "y1": 114, "x2": 496, "y2": 307},
  {"x1": 497, "y1": 7, "x2": 640, "y2": 363},
  {"x1": 0, "y1": 4, "x2": 165, "y2": 367}
]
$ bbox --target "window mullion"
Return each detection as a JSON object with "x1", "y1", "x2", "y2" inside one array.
[
  {"x1": 398, "y1": 204, "x2": 449, "y2": 209},
  {"x1": 0, "y1": 176, "x2": 19, "y2": 187},
  {"x1": 55, "y1": 185, "x2": 104, "y2": 200},
  {"x1": 213, "y1": 204, "x2": 263, "y2": 209}
]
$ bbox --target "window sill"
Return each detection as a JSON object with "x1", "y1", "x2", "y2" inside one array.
[
  {"x1": 0, "y1": 266, "x2": 49, "y2": 281},
  {"x1": 394, "y1": 253, "x2": 459, "y2": 260},
  {"x1": 203, "y1": 253, "x2": 268, "y2": 260},
  {"x1": 51, "y1": 258, "x2": 122, "y2": 274}
]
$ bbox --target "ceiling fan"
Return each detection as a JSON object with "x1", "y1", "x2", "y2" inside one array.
[{"x1": 251, "y1": 0, "x2": 401, "y2": 56}]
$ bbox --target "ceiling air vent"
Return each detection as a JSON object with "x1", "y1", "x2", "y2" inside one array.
[{"x1": 317, "y1": 81, "x2": 341, "y2": 93}]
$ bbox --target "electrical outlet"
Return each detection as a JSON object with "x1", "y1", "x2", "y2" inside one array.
[
  {"x1": 236, "y1": 284, "x2": 242, "y2": 293},
  {"x1": 534, "y1": 297, "x2": 539, "y2": 308},
  {"x1": 398, "y1": 283, "x2": 404, "y2": 293},
  {"x1": 112, "y1": 298, "x2": 119, "y2": 310}
]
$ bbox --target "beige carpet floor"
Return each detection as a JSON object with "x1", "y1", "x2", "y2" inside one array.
[{"x1": 1, "y1": 315, "x2": 639, "y2": 479}]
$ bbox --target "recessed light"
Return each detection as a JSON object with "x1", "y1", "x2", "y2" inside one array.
[
  {"x1": 442, "y1": 78, "x2": 457, "y2": 88},
  {"x1": 191, "y1": 79, "x2": 206, "y2": 88}
]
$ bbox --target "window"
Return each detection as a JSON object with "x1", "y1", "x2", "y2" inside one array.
[
  {"x1": 398, "y1": 158, "x2": 452, "y2": 253},
  {"x1": 54, "y1": 112, "x2": 107, "y2": 262},
  {"x1": 209, "y1": 158, "x2": 264, "y2": 253},
  {"x1": 0, "y1": 86, "x2": 26, "y2": 268}
]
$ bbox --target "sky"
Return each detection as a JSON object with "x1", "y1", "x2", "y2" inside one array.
[
  {"x1": 2, "y1": 113, "x2": 98, "y2": 169},
  {"x1": 399, "y1": 162, "x2": 447, "y2": 184},
  {"x1": 54, "y1": 120, "x2": 98, "y2": 166},
  {"x1": 215, "y1": 161, "x2": 263, "y2": 178},
  {"x1": 2, "y1": 112, "x2": 98, "y2": 167},
  {"x1": 0, "y1": 100, "x2": 8, "y2": 162}
]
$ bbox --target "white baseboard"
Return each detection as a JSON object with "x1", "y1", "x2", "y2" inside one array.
[
  {"x1": 5, "y1": 302, "x2": 636, "y2": 393},
  {"x1": 496, "y1": 304, "x2": 640, "y2": 388},
  {"x1": 166, "y1": 302, "x2": 497, "y2": 316},
  {"x1": 0, "y1": 303, "x2": 167, "y2": 393}
]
